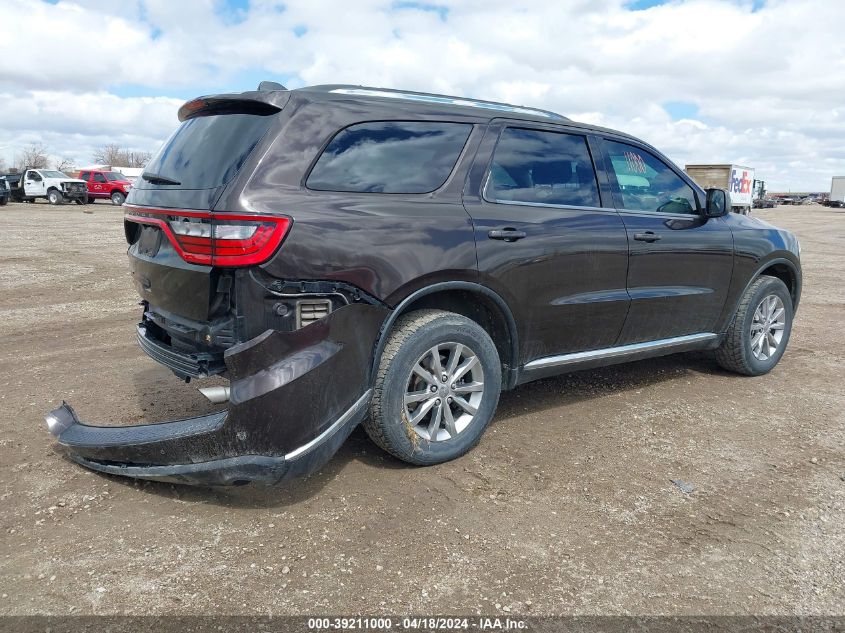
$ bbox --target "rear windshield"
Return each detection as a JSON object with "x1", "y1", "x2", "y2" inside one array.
[
  {"x1": 138, "y1": 112, "x2": 275, "y2": 190},
  {"x1": 306, "y1": 121, "x2": 472, "y2": 194}
]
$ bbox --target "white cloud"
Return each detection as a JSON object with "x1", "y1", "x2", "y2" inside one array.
[{"x1": 0, "y1": 0, "x2": 842, "y2": 191}]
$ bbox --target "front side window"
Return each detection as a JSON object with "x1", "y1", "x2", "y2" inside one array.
[
  {"x1": 306, "y1": 121, "x2": 472, "y2": 194},
  {"x1": 604, "y1": 140, "x2": 698, "y2": 215},
  {"x1": 484, "y1": 128, "x2": 600, "y2": 208},
  {"x1": 105, "y1": 172, "x2": 124, "y2": 181}
]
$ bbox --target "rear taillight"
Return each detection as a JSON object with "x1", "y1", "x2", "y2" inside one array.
[{"x1": 124, "y1": 205, "x2": 291, "y2": 267}]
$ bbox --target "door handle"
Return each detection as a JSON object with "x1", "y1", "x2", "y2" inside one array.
[
  {"x1": 488, "y1": 228, "x2": 527, "y2": 242},
  {"x1": 634, "y1": 231, "x2": 661, "y2": 242}
]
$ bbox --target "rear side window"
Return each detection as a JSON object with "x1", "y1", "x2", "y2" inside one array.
[
  {"x1": 138, "y1": 112, "x2": 275, "y2": 190},
  {"x1": 306, "y1": 121, "x2": 472, "y2": 194},
  {"x1": 484, "y1": 128, "x2": 600, "y2": 208},
  {"x1": 604, "y1": 139, "x2": 698, "y2": 215},
  {"x1": 93, "y1": 173, "x2": 106, "y2": 183}
]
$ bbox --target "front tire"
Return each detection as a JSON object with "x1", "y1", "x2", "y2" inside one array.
[
  {"x1": 110, "y1": 191, "x2": 125, "y2": 206},
  {"x1": 48, "y1": 190, "x2": 63, "y2": 205},
  {"x1": 715, "y1": 275, "x2": 793, "y2": 376},
  {"x1": 364, "y1": 310, "x2": 502, "y2": 466}
]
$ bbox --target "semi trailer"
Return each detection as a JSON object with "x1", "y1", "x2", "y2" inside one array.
[
  {"x1": 830, "y1": 177, "x2": 845, "y2": 208},
  {"x1": 685, "y1": 164, "x2": 755, "y2": 215}
]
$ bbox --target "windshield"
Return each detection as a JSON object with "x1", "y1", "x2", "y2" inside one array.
[
  {"x1": 138, "y1": 111, "x2": 275, "y2": 190},
  {"x1": 41, "y1": 170, "x2": 70, "y2": 179},
  {"x1": 105, "y1": 172, "x2": 125, "y2": 181}
]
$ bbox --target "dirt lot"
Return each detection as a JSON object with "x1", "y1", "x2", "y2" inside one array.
[{"x1": 0, "y1": 201, "x2": 842, "y2": 616}]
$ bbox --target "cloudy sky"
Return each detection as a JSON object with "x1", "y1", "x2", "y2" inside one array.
[{"x1": 1, "y1": 0, "x2": 842, "y2": 191}]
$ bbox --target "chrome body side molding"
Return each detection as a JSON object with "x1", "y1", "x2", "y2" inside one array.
[{"x1": 524, "y1": 333, "x2": 718, "y2": 372}]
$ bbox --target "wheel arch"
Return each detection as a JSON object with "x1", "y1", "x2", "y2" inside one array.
[
  {"x1": 751, "y1": 256, "x2": 801, "y2": 312},
  {"x1": 754, "y1": 259, "x2": 801, "y2": 309},
  {"x1": 370, "y1": 282, "x2": 520, "y2": 390}
]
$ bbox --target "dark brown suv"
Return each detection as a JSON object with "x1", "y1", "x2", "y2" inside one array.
[{"x1": 46, "y1": 84, "x2": 802, "y2": 486}]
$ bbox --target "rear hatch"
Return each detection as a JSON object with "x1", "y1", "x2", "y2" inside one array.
[{"x1": 124, "y1": 92, "x2": 291, "y2": 370}]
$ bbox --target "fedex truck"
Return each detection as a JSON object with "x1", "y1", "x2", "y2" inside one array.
[{"x1": 684, "y1": 164, "x2": 755, "y2": 215}]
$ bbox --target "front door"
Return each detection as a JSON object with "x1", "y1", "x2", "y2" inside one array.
[
  {"x1": 464, "y1": 122, "x2": 630, "y2": 364},
  {"x1": 92, "y1": 172, "x2": 107, "y2": 198},
  {"x1": 600, "y1": 137, "x2": 735, "y2": 344},
  {"x1": 23, "y1": 170, "x2": 45, "y2": 197}
]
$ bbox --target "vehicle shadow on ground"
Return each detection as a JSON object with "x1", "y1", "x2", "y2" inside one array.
[{"x1": 92, "y1": 351, "x2": 731, "y2": 508}]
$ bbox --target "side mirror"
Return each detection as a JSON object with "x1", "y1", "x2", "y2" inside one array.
[{"x1": 705, "y1": 188, "x2": 730, "y2": 217}]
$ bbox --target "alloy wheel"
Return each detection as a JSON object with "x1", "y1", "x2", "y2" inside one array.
[
  {"x1": 750, "y1": 294, "x2": 786, "y2": 361},
  {"x1": 403, "y1": 342, "x2": 485, "y2": 442}
]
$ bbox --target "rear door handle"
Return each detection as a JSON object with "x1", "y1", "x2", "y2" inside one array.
[
  {"x1": 488, "y1": 228, "x2": 527, "y2": 242},
  {"x1": 633, "y1": 231, "x2": 661, "y2": 242}
]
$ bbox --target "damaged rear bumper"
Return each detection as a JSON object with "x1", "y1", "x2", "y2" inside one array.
[{"x1": 45, "y1": 304, "x2": 387, "y2": 486}]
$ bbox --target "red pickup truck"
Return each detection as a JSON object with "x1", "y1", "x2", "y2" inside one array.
[{"x1": 76, "y1": 169, "x2": 132, "y2": 205}]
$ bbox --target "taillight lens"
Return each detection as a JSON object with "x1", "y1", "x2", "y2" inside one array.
[{"x1": 124, "y1": 205, "x2": 291, "y2": 267}]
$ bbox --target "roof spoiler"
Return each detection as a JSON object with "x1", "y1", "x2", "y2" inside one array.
[{"x1": 178, "y1": 86, "x2": 290, "y2": 121}]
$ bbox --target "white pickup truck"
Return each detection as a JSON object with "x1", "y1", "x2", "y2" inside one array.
[{"x1": 11, "y1": 169, "x2": 88, "y2": 205}]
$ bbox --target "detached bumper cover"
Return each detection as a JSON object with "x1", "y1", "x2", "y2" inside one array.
[{"x1": 45, "y1": 304, "x2": 388, "y2": 486}]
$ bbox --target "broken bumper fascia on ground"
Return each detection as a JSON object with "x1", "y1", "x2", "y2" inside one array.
[{"x1": 45, "y1": 304, "x2": 388, "y2": 486}]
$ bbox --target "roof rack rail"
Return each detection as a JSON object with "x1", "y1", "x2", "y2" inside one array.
[{"x1": 327, "y1": 87, "x2": 567, "y2": 120}]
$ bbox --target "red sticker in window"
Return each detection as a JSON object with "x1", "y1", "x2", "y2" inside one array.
[{"x1": 624, "y1": 151, "x2": 647, "y2": 174}]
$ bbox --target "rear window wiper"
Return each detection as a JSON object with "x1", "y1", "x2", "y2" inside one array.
[{"x1": 142, "y1": 171, "x2": 182, "y2": 186}]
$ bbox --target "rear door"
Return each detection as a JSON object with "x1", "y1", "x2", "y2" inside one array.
[
  {"x1": 464, "y1": 121, "x2": 630, "y2": 364},
  {"x1": 599, "y1": 137, "x2": 734, "y2": 343}
]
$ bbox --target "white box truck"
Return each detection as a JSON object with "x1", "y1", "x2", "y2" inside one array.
[
  {"x1": 684, "y1": 164, "x2": 755, "y2": 215},
  {"x1": 830, "y1": 177, "x2": 845, "y2": 207}
]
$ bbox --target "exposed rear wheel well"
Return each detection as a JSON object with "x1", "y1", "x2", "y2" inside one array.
[{"x1": 381, "y1": 288, "x2": 517, "y2": 389}]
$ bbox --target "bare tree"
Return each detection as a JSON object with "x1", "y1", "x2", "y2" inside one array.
[
  {"x1": 17, "y1": 142, "x2": 50, "y2": 170},
  {"x1": 0, "y1": 157, "x2": 6, "y2": 173},
  {"x1": 92, "y1": 143, "x2": 124, "y2": 166},
  {"x1": 92, "y1": 145, "x2": 152, "y2": 168},
  {"x1": 123, "y1": 150, "x2": 153, "y2": 168},
  {"x1": 53, "y1": 157, "x2": 76, "y2": 173}
]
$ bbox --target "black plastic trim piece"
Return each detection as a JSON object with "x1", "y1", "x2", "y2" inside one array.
[
  {"x1": 137, "y1": 325, "x2": 226, "y2": 379},
  {"x1": 722, "y1": 256, "x2": 802, "y2": 332},
  {"x1": 371, "y1": 281, "x2": 520, "y2": 389}
]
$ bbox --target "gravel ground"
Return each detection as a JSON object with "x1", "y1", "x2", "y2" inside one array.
[{"x1": 0, "y1": 201, "x2": 842, "y2": 616}]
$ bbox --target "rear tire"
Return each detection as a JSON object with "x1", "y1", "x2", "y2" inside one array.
[
  {"x1": 48, "y1": 190, "x2": 63, "y2": 205},
  {"x1": 110, "y1": 191, "x2": 125, "y2": 206},
  {"x1": 715, "y1": 275, "x2": 793, "y2": 376},
  {"x1": 364, "y1": 309, "x2": 501, "y2": 466},
  {"x1": 0, "y1": 198, "x2": 7, "y2": 206}
]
